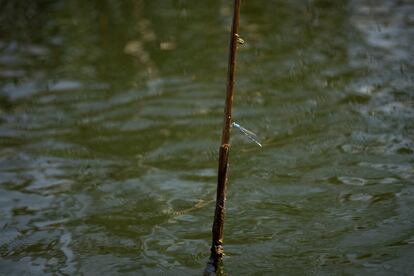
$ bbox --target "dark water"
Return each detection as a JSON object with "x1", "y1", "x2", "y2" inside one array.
[{"x1": 1, "y1": 0, "x2": 413, "y2": 274}]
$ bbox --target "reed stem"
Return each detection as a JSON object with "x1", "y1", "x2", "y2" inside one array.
[{"x1": 206, "y1": 0, "x2": 241, "y2": 272}]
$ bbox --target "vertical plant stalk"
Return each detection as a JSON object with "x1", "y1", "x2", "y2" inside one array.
[{"x1": 207, "y1": 0, "x2": 241, "y2": 271}]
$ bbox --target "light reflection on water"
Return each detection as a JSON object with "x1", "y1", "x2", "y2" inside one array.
[{"x1": 0, "y1": 0, "x2": 413, "y2": 274}]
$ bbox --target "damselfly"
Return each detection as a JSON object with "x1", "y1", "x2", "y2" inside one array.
[{"x1": 232, "y1": 122, "x2": 262, "y2": 147}]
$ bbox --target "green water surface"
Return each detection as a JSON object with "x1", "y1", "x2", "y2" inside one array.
[{"x1": 0, "y1": 0, "x2": 413, "y2": 275}]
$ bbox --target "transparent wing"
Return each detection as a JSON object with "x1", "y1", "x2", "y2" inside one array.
[{"x1": 232, "y1": 122, "x2": 262, "y2": 147}]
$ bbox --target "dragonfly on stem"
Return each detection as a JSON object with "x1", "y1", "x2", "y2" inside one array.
[{"x1": 231, "y1": 122, "x2": 262, "y2": 147}]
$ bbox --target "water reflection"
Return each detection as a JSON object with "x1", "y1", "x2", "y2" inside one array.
[{"x1": 0, "y1": 0, "x2": 413, "y2": 274}]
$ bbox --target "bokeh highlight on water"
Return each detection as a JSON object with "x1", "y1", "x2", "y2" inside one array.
[{"x1": 0, "y1": 0, "x2": 413, "y2": 274}]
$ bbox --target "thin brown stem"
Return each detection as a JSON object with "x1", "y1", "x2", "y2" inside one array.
[
  {"x1": 221, "y1": 0, "x2": 241, "y2": 146},
  {"x1": 206, "y1": 0, "x2": 241, "y2": 272}
]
